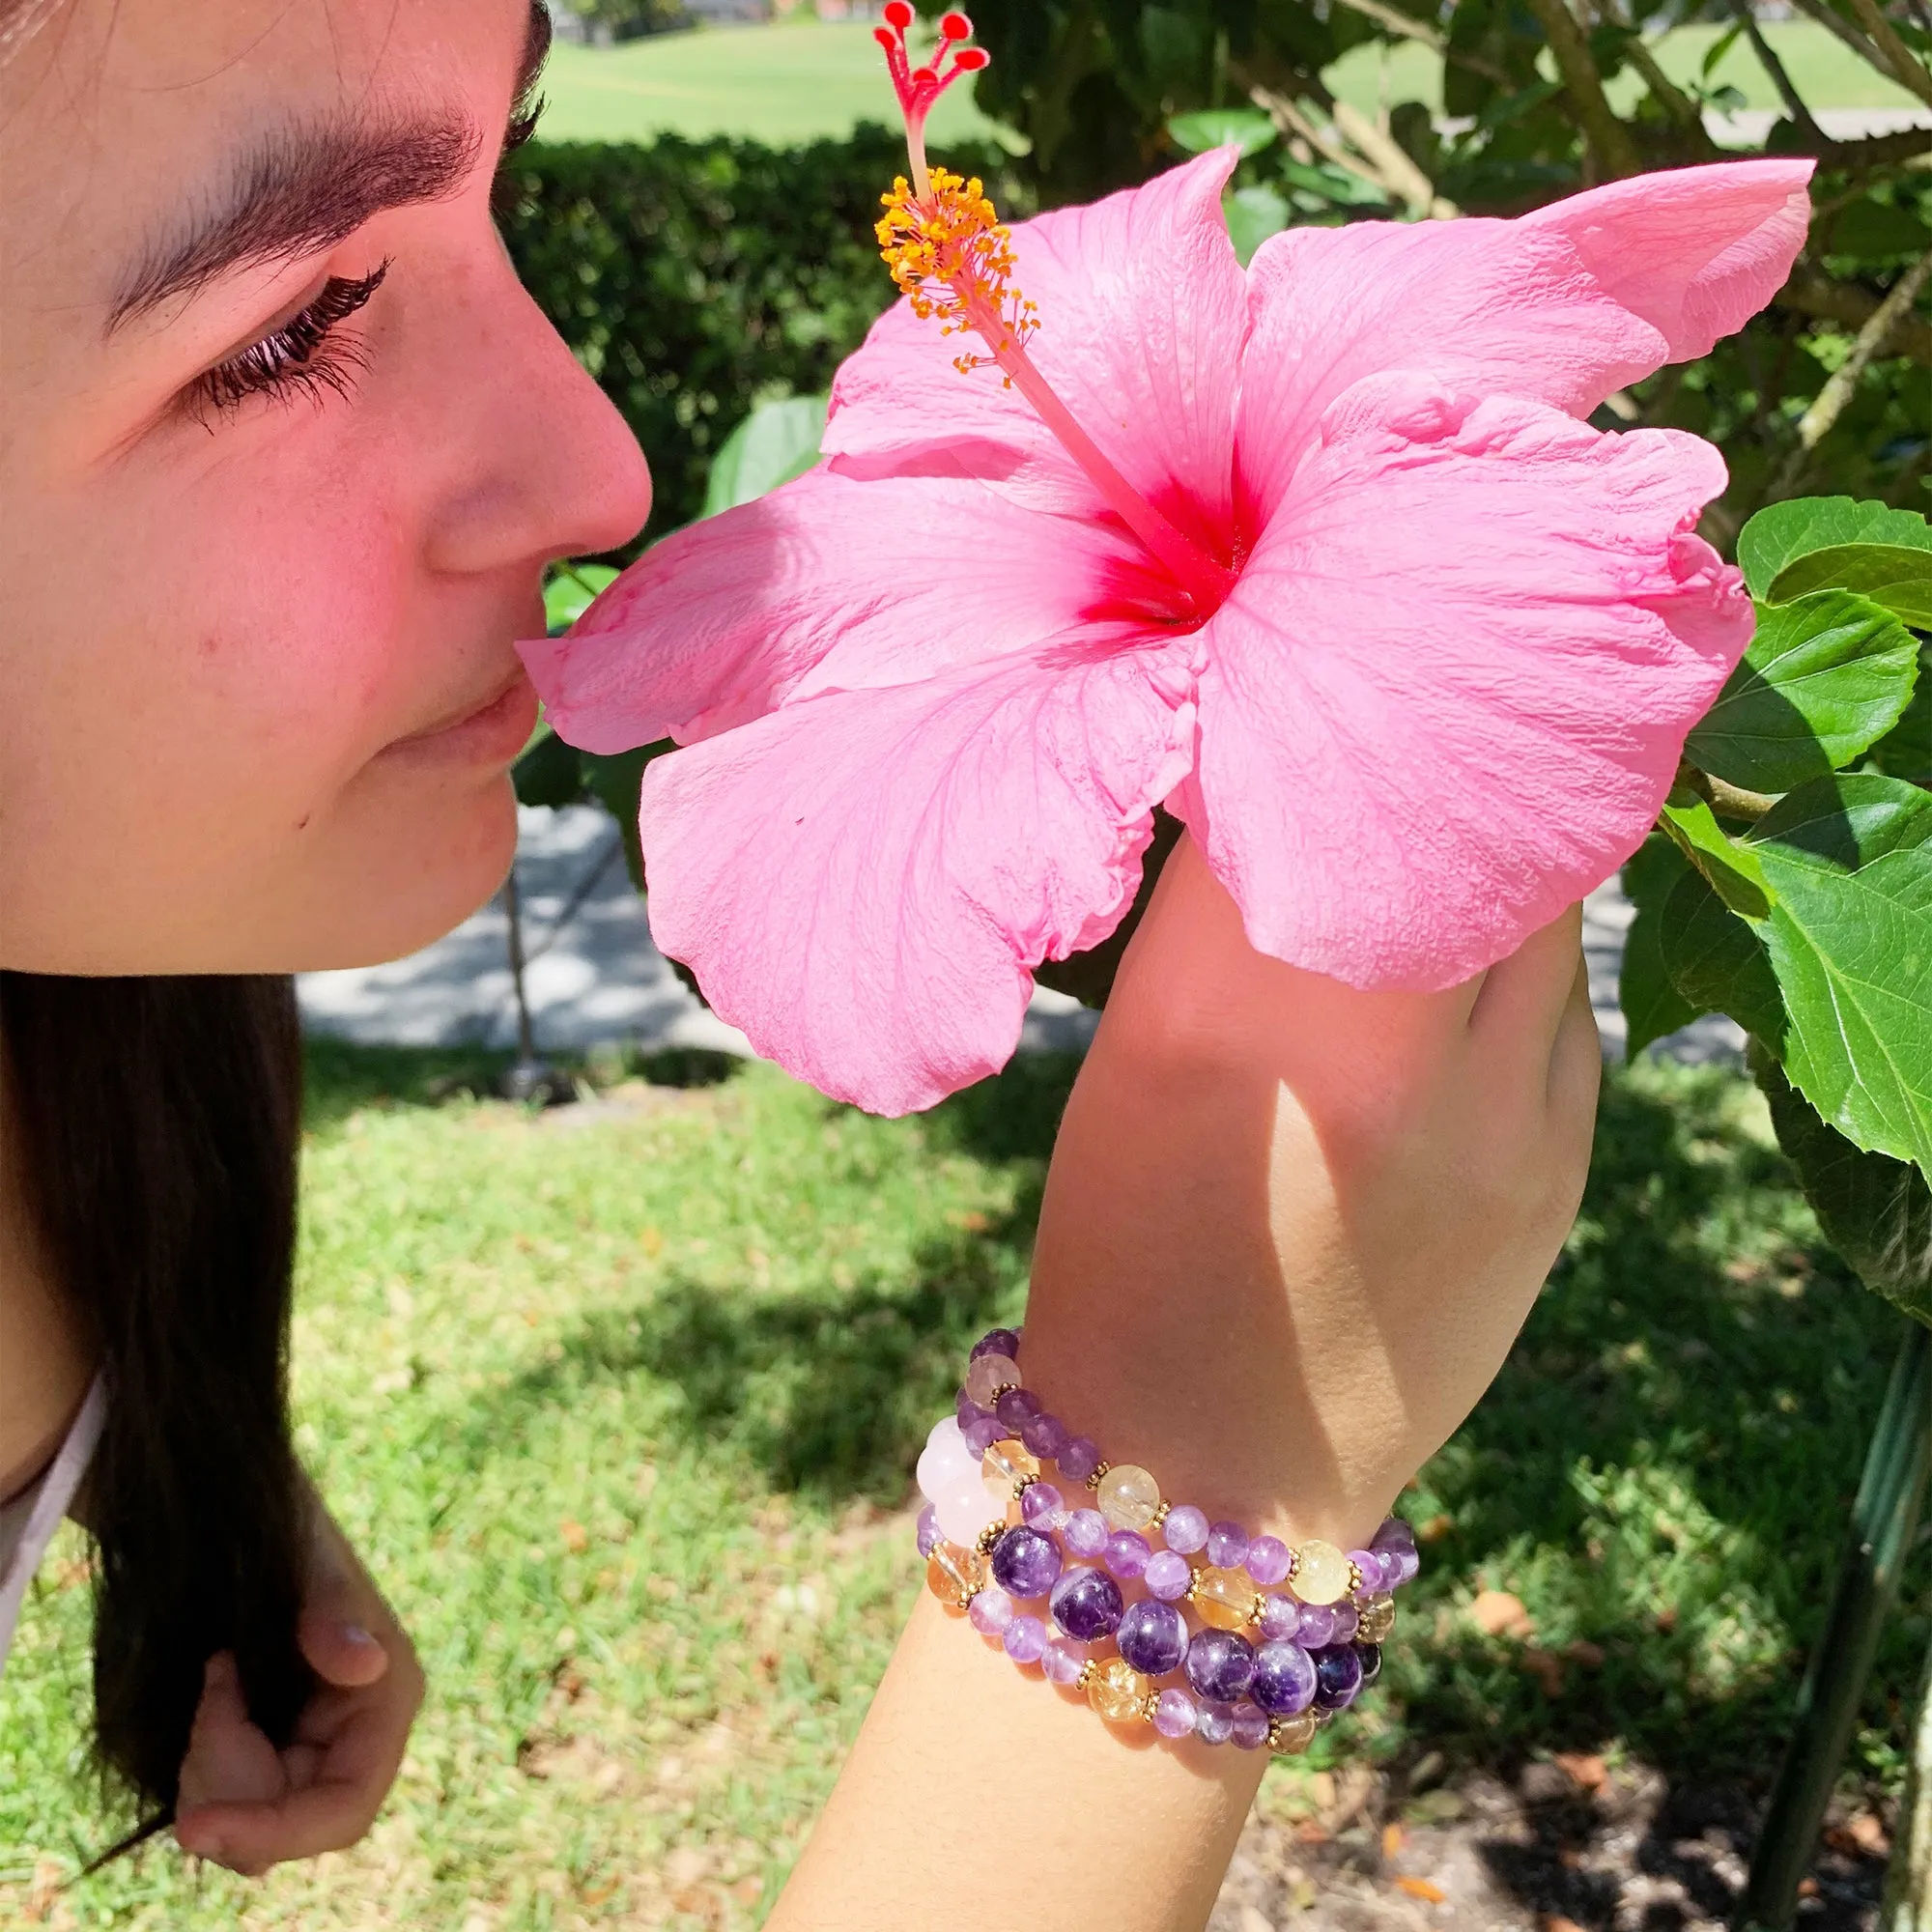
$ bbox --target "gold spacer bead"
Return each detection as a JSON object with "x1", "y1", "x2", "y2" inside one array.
[
  {"x1": 1347, "y1": 1561, "x2": 1364, "y2": 1595},
  {"x1": 1075, "y1": 1660, "x2": 1098, "y2": 1691},
  {"x1": 975, "y1": 1522, "x2": 1005, "y2": 1555},
  {"x1": 1085, "y1": 1461, "x2": 1112, "y2": 1492},
  {"x1": 1140, "y1": 1691, "x2": 1162, "y2": 1723},
  {"x1": 1013, "y1": 1473, "x2": 1039, "y2": 1497},
  {"x1": 1244, "y1": 1595, "x2": 1267, "y2": 1629},
  {"x1": 1149, "y1": 1499, "x2": 1171, "y2": 1531}
]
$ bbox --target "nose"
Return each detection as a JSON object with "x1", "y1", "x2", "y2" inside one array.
[{"x1": 419, "y1": 248, "x2": 653, "y2": 579}]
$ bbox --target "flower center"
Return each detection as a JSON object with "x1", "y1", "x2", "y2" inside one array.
[{"x1": 871, "y1": 7, "x2": 1236, "y2": 620}]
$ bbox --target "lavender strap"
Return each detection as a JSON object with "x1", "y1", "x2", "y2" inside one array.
[{"x1": 0, "y1": 1375, "x2": 107, "y2": 1680}]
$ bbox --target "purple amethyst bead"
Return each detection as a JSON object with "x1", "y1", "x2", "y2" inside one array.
[
  {"x1": 916, "y1": 1504, "x2": 942, "y2": 1558},
  {"x1": 1116, "y1": 1599, "x2": 1189, "y2": 1677},
  {"x1": 1020, "y1": 1481, "x2": 1065, "y2": 1529},
  {"x1": 1311, "y1": 1643, "x2": 1364, "y2": 1711},
  {"x1": 1244, "y1": 1535, "x2": 1293, "y2": 1587},
  {"x1": 1003, "y1": 1613, "x2": 1048, "y2": 1664},
  {"x1": 1231, "y1": 1703, "x2": 1271, "y2": 1750},
  {"x1": 1021, "y1": 1409, "x2": 1069, "y2": 1460},
  {"x1": 1388, "y1": 1545, "x2": 1421, "y2": 1587},
  {"x1": 1194, "y1": 1700, "x2": 1235, "y2": 1746},
  {"x1": 994, "y1": 1385, "x2": 1039, "y2": 1433},
  {"x1": 1207, "y1": 1520, "x2": 1250, "y2": 1570},
  {"x1": 1041, "y1": 1636, "x2": 1087, "y2": 1687},
  {"x1": 1058, "y1": 1435, "x2": 1103, "y2": 1484},
  {"x1": 1347, "y1": 1548, "x2": 1385, "y2": 1596},
  {"x1": 1294, "y1": 1603, "x2": 1339, "y2": 1649},
  {"x1": 962, "y1": 1413, "x2": 1004, "y2": 1457},
  {"x1": 1258, "y1": 1595, "x2": 1302, "y2": 1642},
  {"x1": 1104, "y1": 1530, "x2": 1151, "y2": 1581},
  {"x1": 955, "y1": 1387, "x2": 993, "y2": 1431},
  {"x1": 1161, "y1": 1504, "x2": 1208, "y2": 1555},
  {"x1": 970, "y1": 1327, "x2": 1023, "y2": 1362},
  {"x1": 1372, "y1": 1515, "x2": 1417, "y2": 1554},
  {"x1": 968, "y1": 1585, "x2": 1014, "y2": 1637},
  {"x1": 1354, "y1": 1641, "x2": 1382, "y2": 1690},
  {"x1": 1184, "y1": 1628, "x2": 1256, "y2": 1704},
  {"x1": 1062, "y1": 1508, "x2": 1110, "y2": 1558},
  {"x1": 1329, "y1": 1602, "x2": 1361, "y2": 1644},
  {"x1": 990, "y1": 1525, "x2": 1062, "y2": 1601},
  {"x1": 1250, "y1": 1640, "x2": 1317, "y2": 1715},
  {"x1": 1144, "y1": 1550, "x2": 1193, "y2": 1602},
  {"x1": 1050, "y1": 1565, "x2": 1124, "y2": 1642},
  {"x1": 1152, "y1": 1688, "x2": 1198, "y2": 1739}
]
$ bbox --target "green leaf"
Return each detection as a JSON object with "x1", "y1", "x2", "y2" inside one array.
[
  {"x1": 1823, "y1": 197, "x2": 1932, "y2": 261},
  {"x1": 702, "y1": 394, "x2": 827, "y2": 519},
  {"x1": 1873, "y1": 644, "x2": 1932, "y2": 783},
  {"x1": 1167, "y1": 108, "x2": 1278, "y2": 156},
  {"x1": 1279, "y1": 159, "x2": 1390, "y2": 208},
  {"x1": 544, "y1": 563, "x2": 620, "y2": 635},
  {"x1": 1622, "y1": 892, "x2": 1701, "y2": 1059},
  {"x1": 1658, "y1": 867, "x2": 1786, "y2": 1046},
  {"x1": 1737, "y1": 497, "x2": 1932, "y2": 601},
  {"x1": 1768, "y1": 544, "x2": 1932, "y2": 631},
  {"x1": 1748, "y1": 774, "x2": 1932, "y2": 1176},
  {"x1": 1223, "y1": 185, "x2": 1291, "y2": 266},
  {"x1": 581, "y1": 743, "x2": 675, "y2": 893},
  {"x1": 1622, "y1": 830, "x2": 1692, "y2": 912},
  {"x1": 512, "y1": 724, "x2": 586, "y2": 810},
  {"x1": 1660, "y1": 793, "x2": 1775, "y2": 918},
  {"x1": 1685, "y1": 589, "x2": 1919, "y2": 792},
  {"x1": 1759, "y1": 1055, "x2": 1932, "y2": 1324}
]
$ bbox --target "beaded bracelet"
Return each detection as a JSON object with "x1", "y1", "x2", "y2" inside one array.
[{"x1": 913, "y1": 1326, "x2": 1420, "y2": 1756}]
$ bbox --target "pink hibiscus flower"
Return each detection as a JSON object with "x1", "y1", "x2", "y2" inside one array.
[{"x1": 523, "y1": 15, "x2": 1812, "y2": 1117}]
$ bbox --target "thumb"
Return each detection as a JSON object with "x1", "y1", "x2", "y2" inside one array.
[
  {"x1": 176, "y1": 1652, "x2": 286, "y2": 1817},
  {"x1": 298, "y1": 1605, "x2": 389, "y2": 1689}
]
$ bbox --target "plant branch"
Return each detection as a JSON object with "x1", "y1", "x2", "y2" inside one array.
[
  {"x1": 1682, "y1": 765, "x2": 1780, "y2": 824},
  {"x1": 1846, "y1": 0, "x2": 1932, "y2": 109},
  {"x1": 1249, "y1": 82, "x2": 1443, "y2": 213},
  {"x1": 1775, "y1": 265, "x2": 1932, "y2": 366},
  {"x1": 1523, "y1": 0, "x2": 1644, "y2": 177},
  {"x1": 1786, "y1": 0, "x2": 1891, "y2": 62},
  {"x1": 1323, "y1": 0, "x2": 1515, "y2": 83},
  {"x1": 1802, "y1": 127, "x2": 1932, "y2": 169},
  {"x1": 1729, "y1": 0, "x2": 1832, "y2": 147},
  {"x1": 1331, "y1": 98, "x2": 1461, "y2": 216},
  {"x1": 1772, "y1": 242, "x2": 1932, "y2": 496}
]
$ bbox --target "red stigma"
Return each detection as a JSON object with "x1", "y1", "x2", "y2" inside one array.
[
  {"x1": 940, "y1": 12, "x2": 973, "y2": 38},
  {"x1": 884, "y1": 0, "x2": 914, "y2": 27},
  {"x1": 953, "y1": 46, "x2": 989, "y2": 69}
]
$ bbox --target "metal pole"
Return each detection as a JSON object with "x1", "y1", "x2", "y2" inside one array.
[
  {"x1": 503, "y1": 865, "x2": 538, "y2": 1065},
  {"x1": 1739, "y1": 1320, "x2": 1932, "y2": 1928},
  {"x1": 1881, "y1": 1631, "x2": 1932, "y2": 1932}
]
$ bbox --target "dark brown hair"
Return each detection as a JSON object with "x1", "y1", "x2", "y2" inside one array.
[{"x1": 0, "y1": 974, "x2": 313, "y2": 1841}]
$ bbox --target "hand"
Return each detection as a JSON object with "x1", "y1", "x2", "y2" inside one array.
[
  {"x1": 173, "y1": 1496, "x2": 423, "y2": 1877},
  {"x1": 1022, "y1": 832, "x2": 1599, "y2": 1547}
]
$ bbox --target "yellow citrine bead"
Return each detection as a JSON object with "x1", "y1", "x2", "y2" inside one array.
[
  {"x1": 1356, "y1": 1592, "x2": 1398, "y2": 1642},
  {"x1": 1094, "y1": 1463, "x2": 1162, "y2": 1532},
  {"x1": 1268, "y1": 1712, "x2": 1320, "y2": 1756},
  {"x1": 1192, "y1": 1564, "x2": 1261, "y2": 1631},
  {"x1": 925, "y1": 1543, "x2": 986, "y2": 1607},
  {"x1": 1291, "y1": 1539, "x2": 1353, "y2": 1606},
  {"x1": 1085, "y1": 1655, "x2": 1150, "y2": 1725},
  {"x1": 981, "y1": 1439, "x2": 1040, "y2": 1506}
]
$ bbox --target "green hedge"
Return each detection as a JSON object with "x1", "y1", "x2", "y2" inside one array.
[{"x1": 497, "y1": 129, "x2": 1030, "y2": 543}]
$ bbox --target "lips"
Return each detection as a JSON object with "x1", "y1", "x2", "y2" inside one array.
[{"x1": 384, "y1": 666, "x2": 540, "y2": 768}]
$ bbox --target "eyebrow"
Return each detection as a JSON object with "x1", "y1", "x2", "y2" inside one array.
[{"x1": 106, "y1": 1, "x2": 552, "y2": 333}]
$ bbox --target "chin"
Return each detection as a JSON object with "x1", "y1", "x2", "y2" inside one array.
[{"x1": 290, "y1": 772, "x2": 523, "y2": 972}]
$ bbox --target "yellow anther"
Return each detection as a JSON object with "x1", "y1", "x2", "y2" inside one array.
[{"x1": 876, "y1": 169, "x2": 1037, "y2": 374}]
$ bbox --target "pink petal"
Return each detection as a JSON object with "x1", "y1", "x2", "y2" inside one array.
[
  {"x1": 823, "y1": 149, "x2": 1248, "y2": 554},
  {"x1": 520, "y1": 467, "x2": 1171, "y2": 753},
  {"x1": 639, "y1": 639, "x2": 1199, "y2": 1115},
  {"x1": 1235, "y1": 159, "x2": 1810, "y2": 528},
  {"x1": 1524, "y1": 158, "x2": 1815, "y2": 364},
  {"x1": 1182, "y1": 374, "x2": 1750, "y2": 990}
]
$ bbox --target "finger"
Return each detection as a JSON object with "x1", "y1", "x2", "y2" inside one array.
[
  {"x1": 175, "y1": 1655, "x2": 286, "y2": 1817},
  {"x1": 1548, "y1": 957, "x2": 1604, "y2": 1125},
  {"x1": 174, "y1": 1723, "x2": 400, "y2": 1869},
  {"x1": 298, "y1": 1606, "x2": 390, "y2": 1689},
  {"x1": 1466, "y1": 903, "x2": 1587, "y2": 1056}
]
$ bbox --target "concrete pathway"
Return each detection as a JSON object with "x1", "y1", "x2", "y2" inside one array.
[{"x1": 298, "y1": 806, "x2": 1743, "y2": 1066}]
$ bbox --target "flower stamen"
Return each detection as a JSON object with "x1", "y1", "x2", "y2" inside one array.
[{"x1": 871, "y1": 10, "x2": 1236, "y2": 616}]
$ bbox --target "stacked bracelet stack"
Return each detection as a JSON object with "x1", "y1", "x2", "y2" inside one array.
[{"x1": 912, "y1": 1326, "x2": 1420, "y2": 1757}]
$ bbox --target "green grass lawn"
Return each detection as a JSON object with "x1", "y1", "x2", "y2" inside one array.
[
  {"x1": 530, "y1": 18, "x2": 1921, "y2": 148},
  {"x1": 2, "y1": 1044, "x2": 1926, "y2": 1928}
]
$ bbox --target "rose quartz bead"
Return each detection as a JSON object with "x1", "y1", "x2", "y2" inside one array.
[{"x1": 934, "y1": 1474, "x2": 993, "y2": 1548}]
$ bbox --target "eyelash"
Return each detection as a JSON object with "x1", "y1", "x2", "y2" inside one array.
[{"x1": 187, "y1": 260, "x2": 391, "y2": 421}]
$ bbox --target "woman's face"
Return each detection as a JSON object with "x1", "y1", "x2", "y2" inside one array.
[{"x1": 0, "y1": 0, "x2": 651, "y2": 973}]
